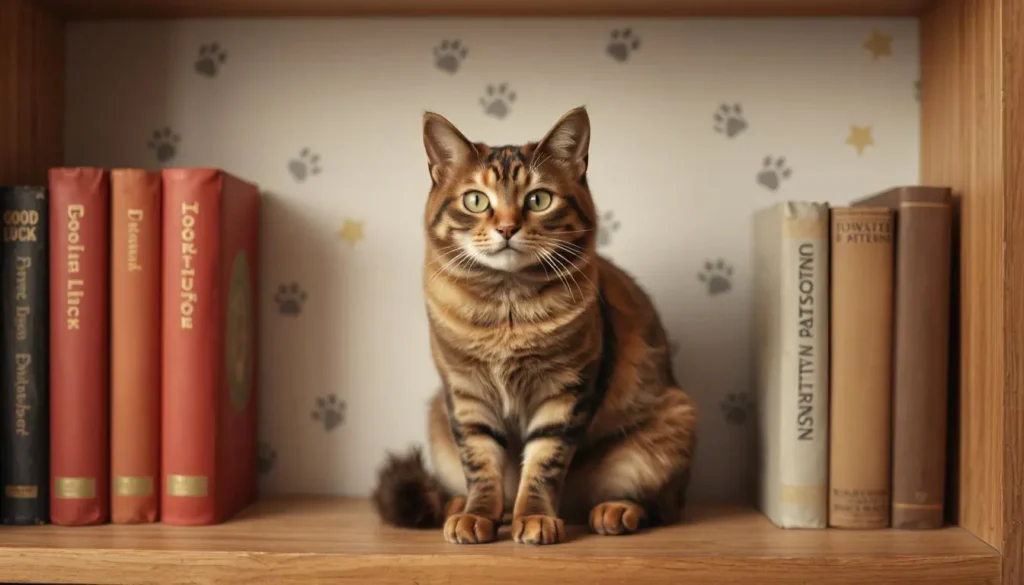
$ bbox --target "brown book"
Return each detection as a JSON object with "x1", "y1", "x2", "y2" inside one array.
[
  {"x1": 853, "y1": 186, "x2": 953, "y2": 529},
  {"x1": 828, "y1": 206, "x2": 894, "y2": 528},
  {"x1": 110, "y1": 169, "x2": 162, "y2": 523},
  {"x1": 48, "y1": 167, "x2": 110, "y2": 526},
  {"x1": 161, "y1": 168, "x2": 260, "y2": 525}
]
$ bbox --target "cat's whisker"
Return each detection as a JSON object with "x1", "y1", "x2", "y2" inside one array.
[
  {"x1": 549, "y1": 247, "x2": 601, "y2": 301},
  {"x1": 539, "y1": 248, "x2": 582, "y2": 302},
  {"x1": 545, "y1": 248, "x2": 587, "y2": 300},
  {"x1": 529, "y1": 235, "x2": 587, "y2": 254},
  {"x1": 428, "y1": 249, "x2": 472, "y2": 283},
  {"x1": 538, "y1": 248, "x2": 575, "y2": 303}
]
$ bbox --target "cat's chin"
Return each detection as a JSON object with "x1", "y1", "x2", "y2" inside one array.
[{"x1": 475, "y1": 247, "x2": 531, "y2": 273}]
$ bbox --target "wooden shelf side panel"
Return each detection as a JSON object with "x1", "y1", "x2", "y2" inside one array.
[
  {"x1": 1000, "y1": 1, "x2": 1024, "y2": 584},
  {"x1": 0, "y1": 0, "x2": 63, "y2": 186},
  {"x1": 921, "y1": 4, "x2": 1024, "y2": 584}
]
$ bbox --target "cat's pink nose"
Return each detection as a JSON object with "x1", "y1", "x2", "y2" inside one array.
[{"x1": 496, "y1": 225, "x2": 520, "y2": 240}]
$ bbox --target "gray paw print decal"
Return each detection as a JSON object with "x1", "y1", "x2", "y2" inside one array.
[
  {"x1": 597, "y1": 210, "x2": 620, "y2": 247},
  {"x1": 274, "y1": 282, "x2": 307, "y2": 315},
  {"x1": 669, "y1": 338, "x2": 680, "y2": 357},
  {"x1": 713, "y1": 103, "x2": 747, "y2": 138},
  {"x1": 698, "y1": 258, "x2": 733, "y2": 295},
  {"x1": 195, "y1": 42, "x2": 227, "y2": 77},
  {"x1": 258, "y1": 441, "x2": 277, "y2": 474},
  {"x1": 147, "y1": 127, "x2": 180, "y2": 163},
  {"x1": 288, "y1": 148, "x2": 321, "y2": 182},
  {"x1": 756, "y1": 156, "x2": 792, "y2": 191},
  {"x1": 607, "y1": 28, "x2": 640, "y2": 62},
  {"x1": 434, "y1": 39, "x2": 468, "y2": 74},
  {"x1": 480, "y1": 83, "x2": 516, "y2": 119},
  {"x1": 720, "y1": 392, "x2": 754, "y2": 425},
  {"x1": 311, "y1": 394, "x2": 347, "y2": 431},
  {"x1": 914, "y1": 79, "x2": 920, "y2": 101}
]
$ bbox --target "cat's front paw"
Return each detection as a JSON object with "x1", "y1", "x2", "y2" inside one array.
[
  {"x1": 589, "y1": 501, "x2": 647, "y2": 535},
  {"x1": 443, "y1": 512, "x2": 497, "y2": 544},
  {"x1": 512, "y1": 514, "x2": 565, "y2": 545}
]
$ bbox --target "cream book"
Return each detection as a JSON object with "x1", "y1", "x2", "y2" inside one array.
[{"x1": 753, "y1": 201, "x2": 830, "y2": 528}]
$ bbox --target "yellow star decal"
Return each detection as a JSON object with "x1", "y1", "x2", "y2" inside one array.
[
  {"x1": 845, "y1": 125, "x2": 874, "y2": 155},
  {"x1": 863, "y1": 30, "x2": 892, "y2": 60},
  {"x1": 337, "y1": 219, "x2": 365, "y2": 246}
]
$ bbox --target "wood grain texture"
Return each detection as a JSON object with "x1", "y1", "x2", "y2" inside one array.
[
  {"x1": 1000, "y1": 1, "x2": 1024, "y2": 583},
  {"x1": 36, "y1": 0, "x2": 931, "y2": 18},
  {"x1": 922, "y1": 2, "x2": 1024, "y2": 583},
  {"x1": 920, "y1": 0, "x2": 1003, "y2": 551},
  {"x1": 0, "y1": 497, "x2": 1001, "y2": 585},
  {"x1": 0, "y1": 0, "x2": 63, "y2": 186}
]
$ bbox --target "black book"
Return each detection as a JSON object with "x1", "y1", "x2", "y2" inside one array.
[{"x1": 0, "y1": 185, "x2": 49, "y2": 524}]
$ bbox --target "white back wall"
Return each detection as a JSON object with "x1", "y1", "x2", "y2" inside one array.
[{"x1": 65, "y1": 16, "x2": 920, "y2": 503}]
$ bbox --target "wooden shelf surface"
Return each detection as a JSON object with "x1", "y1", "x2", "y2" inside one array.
[
  {"x1": 37, "y1": 0, "x2": 932, "y2": 19},
  {"x1": 0, "y1": 497, "x2": 1000, "y2": 584}
]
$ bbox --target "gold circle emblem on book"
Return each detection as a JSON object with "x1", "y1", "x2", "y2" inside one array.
[{"x1": 226, "y1": 251, "x2": 253, "y2": 412}]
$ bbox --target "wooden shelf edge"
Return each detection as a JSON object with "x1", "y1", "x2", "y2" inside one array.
[
  {"x1": 0, "y1": 547, "x2": 1002, "y2": 585},
  {"x1": 35, "y1": 0, "x2": 932, "y2": 20},
  {"x1": 0, "y1": 497, "x2": 1002, "y2": 585}
]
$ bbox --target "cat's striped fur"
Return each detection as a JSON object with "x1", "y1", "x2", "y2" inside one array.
[{"x1": 371, "y1": 106, "x2": 698, "y2": 545}]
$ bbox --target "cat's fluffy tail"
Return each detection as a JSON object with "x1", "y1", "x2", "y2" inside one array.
[{"x1": 370, "y1": 446, "x2": 450, "y2": 528}]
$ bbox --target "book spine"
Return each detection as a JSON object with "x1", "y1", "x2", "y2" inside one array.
[
  {"x1": 777, "y1": 204, "x2": 830, "y2": 528},
  {"x1": 828, "y1": 207, "x2": 895, "y2": 528},
  {"x1": 0, "y1": 186, "x2": 50, "y2": 525},
  {"x1": 891, "y1": 199, "x2": 953, "y2": 529},
  {"x1": 48, "y1": 167, "x2": 111, "y2": 525},
  {"x1": 161, "y1": 168, "x2": 221, "y2": 526},
  {"x1": 110, "y1": 169, "x2": 162, "y2": 524}
]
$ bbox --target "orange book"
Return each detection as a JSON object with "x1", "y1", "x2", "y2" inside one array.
[
  {"x1": 160, "y1": 168, "x2": 260, "y2": 525},
  {"x1": 48, "y1": 167, "x2": 111, "y2": 525},
  {"x1": 110, "y1": 169, "x2": 162, "y2": 523}
]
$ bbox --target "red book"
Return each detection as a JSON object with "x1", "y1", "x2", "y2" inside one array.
[
  {"x1": 161, "y1": 168, "x2": 260, "y2": 525},
  {"x1": 110, "y1": 169, "x2": 162, "y2": 523},
  {"x1": 48, "y1": 167, "x2": 111, "y2": 525}
]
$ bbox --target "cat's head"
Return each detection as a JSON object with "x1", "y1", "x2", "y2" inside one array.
[{"x1": 421, "y1": 106, "x2": 596, "y2": 275}]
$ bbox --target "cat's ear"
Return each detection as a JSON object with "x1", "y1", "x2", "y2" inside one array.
[
  {"x1": 534, "y1": 106, "x2": 590, "y2": 176},
  {"x1": 423, "y1": 112, "x2": 476, "y2": 184}
]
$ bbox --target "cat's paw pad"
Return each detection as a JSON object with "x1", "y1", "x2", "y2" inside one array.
[
  {"x1": 512, "y1": 514, "x2": 565, "y2": 545},
  {"x1": 589, "y1": 501, "x2": 646, "y2": 535},
  {"x1": 443, "y1": 513, "x2": 497, "y2": 544}
]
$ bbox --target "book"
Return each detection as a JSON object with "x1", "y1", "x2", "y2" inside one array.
[
  {"x1": 753, "y1": 201, "x2": 831, "y2": 528},
  {"x1": 0, "y1": 185, "x2": 50, "y2": 525},
  {"x1": 853, "y1": 186, "x2": 954, "y2": 529},
  {"x1": 828, "y1": 205, "x2": 895, "y2": 529},
  {"x1": 48, "y1": 167, "x2": 111, "y2": 525},
  {"x1": 110, "y1": 169, "x2": 162, "y2": 523},
  {"x1": 161, "y1": 168, "x2": 260, "y2": 525}
]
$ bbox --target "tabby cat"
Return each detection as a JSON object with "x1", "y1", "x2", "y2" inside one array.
[{"x1": 371, "y1": 106, "x2": 698, "y2": 545}]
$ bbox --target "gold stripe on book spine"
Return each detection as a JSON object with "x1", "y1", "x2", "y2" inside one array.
[
  {"x1": 115, "y1": 476, "x2": 154, "y2": 497},
  {"x1": 55, "y1": 477, "x2": 96, "y2": 499},
  {"x1": 4, "y1": 485, "x2": 38, "y2": 499},
  {"x1": 167, "y1": 474, "x2": 208, "y2": 497}
]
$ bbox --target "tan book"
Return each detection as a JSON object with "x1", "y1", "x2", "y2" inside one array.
[
  {"x1": 753, "y1": 201, "x2": 831, "y2": 529},
  {"x1": 828, "y1": 206, "x2": 894, "y2": 528},
  {"x1": 853, "y1": 186, "x2": 953, "y2": 529}
]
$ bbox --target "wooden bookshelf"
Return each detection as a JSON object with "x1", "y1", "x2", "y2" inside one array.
[
  {"x1": 1, "y1": 0, "x2": 1022, "y2": 583},
  {"x1": 0, "y1": 497, "x2": 1002, "y2": 585}
]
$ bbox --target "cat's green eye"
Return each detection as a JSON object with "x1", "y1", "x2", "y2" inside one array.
[
  {"x1": 525, "y1": 190, "x2": 553, "y2": 212},
  {"x1": 462, "y1": 191, "x2": 490, "y2": 213}
]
